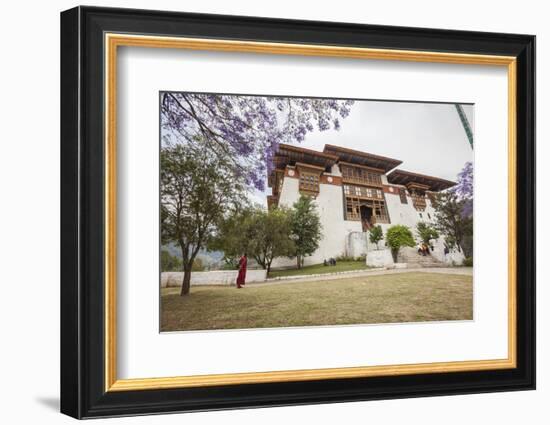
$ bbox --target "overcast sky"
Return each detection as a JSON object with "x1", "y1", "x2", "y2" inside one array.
[{"x1": 253, "y1": 100, "x2": 473, "y2": 204}]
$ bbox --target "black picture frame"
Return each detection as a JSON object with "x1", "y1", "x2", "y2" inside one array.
[{"x1": 61, "y1": 5, "x2": 535, "y2": 419}]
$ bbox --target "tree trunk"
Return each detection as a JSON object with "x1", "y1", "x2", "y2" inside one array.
[
  {"x1": 391, "y1": 248, "x2": 398, "y2": 263},
  {"x1": 178, "y1": 241, "x2": 192, "y2": 296},
  {"x1": 296, "y1": 254, "x2": 301, "y2": 269},
  {"x1": 180, "y1": 268, "x2": 191, "y2": 296},
  {"x1": 254, "y1": 255, "x2": 266, "y2": 270}
]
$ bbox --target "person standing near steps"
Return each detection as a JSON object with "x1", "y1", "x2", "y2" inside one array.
[{"x1": 236, "y1": 253, "x2": 247, "y2": 289}]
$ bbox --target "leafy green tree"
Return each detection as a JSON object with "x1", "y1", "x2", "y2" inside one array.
[
  {"x1": 368, "y1": 225, "x2": 384, "y2": 249},
  {"x1": 416, "y1": 222, "x2": 440, "y2": 245},
  {"x1": 289, "y1": 195, "x2": 322, "y2": 269},
  {"x1": 248, "y1": 208, "x2": 295, "y2": 273},
  {"x1": 161, "y1": 142, "x2": 244, "y2": 296},
  {"x1": 385, "y1": 225, "x2": 415, "y2": 262},
  {"x1": 209, "y1": 207, "x2": 255, "y2": 268},
  {"x1": 161, "y1": 249, "x2": 182, "y2": 272},
  {"x1": 211, "y1": 206, "x2": 295, "y2": 273},
  {"x1": 431, "y1": 192, "x2": 473, "y2": 257}
]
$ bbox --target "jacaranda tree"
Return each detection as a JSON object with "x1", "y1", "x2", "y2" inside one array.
[
  {"x1": 451, "y1": 161, "x2": 473, "y2": 217},
  {"x1": 161, "y1": 93, "x2": 354, "y2": 191},
  {"x1": 443, "y1": 161, "x2": 474, "y2": 257}
]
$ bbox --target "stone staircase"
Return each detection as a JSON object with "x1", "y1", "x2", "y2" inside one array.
[{"x1": 397, "y1": 247, "x2": 446, "y2": 268}]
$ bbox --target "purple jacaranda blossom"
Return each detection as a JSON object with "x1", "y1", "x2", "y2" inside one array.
[
  {"x1": 451, "y1": 161, "x2": 473, "y2": 217},
  {"x1": 161, "y1": 93, "x2": 354, "y2": 191}
]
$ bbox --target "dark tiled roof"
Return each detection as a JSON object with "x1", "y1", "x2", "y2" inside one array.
[
  {"x1": 387, "y1": 169, "x2": 456, "y2": 192},
  {"x1": 323, "y1": 144, "x2": 402, "y2": 172}
]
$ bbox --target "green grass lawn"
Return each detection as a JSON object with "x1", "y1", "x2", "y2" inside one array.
[
  {"x1": 160, "y1": 272, "x2": 473, "y2": 332},
  {"x1": 268, "y1": 261, "x2": 371, "y2": 278}
]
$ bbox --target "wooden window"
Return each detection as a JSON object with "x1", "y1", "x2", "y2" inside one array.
[
  {"x1": 343, "y1": 184, "x2": 383, "y2": 200},
  {"x1": 345, "y1": 197, "x2": 361, "y2": 221},
  {"x1": 341, "y1": 165, "x2": 382, "y2": 186},
  {"x1": 267, "y1": 195, "x2": 279, "y2": 210},
  {"x1": 371, "y1": 199, "x2": 390, "y2": 223},
  {"x1": 299, "y1": 172, "x2": 320, "y2": 194},
  {"x1": 343, "y1": 197, "x2": 390, "y2": 224},
  {"x1": 399, "y1": 188, "x2": 408, "y2": 204},
  {"x1": 410, "y1": 191, "x2": 427, "y2": 211}
]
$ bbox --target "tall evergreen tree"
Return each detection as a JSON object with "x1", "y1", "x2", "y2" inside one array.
[{"x1": 289, "y1": 195, "x2": 322, "y2": 269}]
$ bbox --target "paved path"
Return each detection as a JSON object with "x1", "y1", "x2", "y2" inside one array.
[{"x1": 247, "y1": 267, "x2": 473, "y2": 287}]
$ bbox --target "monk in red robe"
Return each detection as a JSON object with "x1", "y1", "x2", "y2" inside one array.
[{"x1": 236, "y1": 254, "x2": 247, "y2": 289}]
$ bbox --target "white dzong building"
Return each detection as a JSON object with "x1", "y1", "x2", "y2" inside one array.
[{"x1": 267, "y1": 143, "x2": 464, "y2": 267}]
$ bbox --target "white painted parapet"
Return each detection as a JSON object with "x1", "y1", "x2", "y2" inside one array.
[
  {"x1": 366, "y1": 248, "x2": 394, "y2": 267},
  {"x1": 274, "y1": 171, "x2": 362, "y2": 267},
  {"x1": 161, "y1": 269, "x2": 268, "y2": 288},
  {"x1": 430, "y1": 237, "x2": 466, "y2": 265}
]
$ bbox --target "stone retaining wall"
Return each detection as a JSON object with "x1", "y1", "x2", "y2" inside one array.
[
  {"x1": 345, "y1": 232, "x2": 369, "y2": 258},
  {"x1": 366, "y1": 249, "x2": 394, "y2": 267},
  {"x1": 161, "y1": 269, "x2": 268, "y2": 288}
]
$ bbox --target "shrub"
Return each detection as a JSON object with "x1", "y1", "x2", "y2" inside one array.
[
  {"x1": 463, "y1": 256, "x2": 473, "y2": 267},
  {"x1": 335, "y1": 255, "x2": 360, "y2": 262},
  {"x1": 221, "y1": 260, "x2": 238, "y2": 270},
  {"x1": 385, "y1": 225, "x2": 415, "y2": 262},
  {"x1": 368, "y1": 225, "x2": 384, "y2": 249},
  {"x1": 416, "y1": 222, "x2": 439, "y2": 244}
]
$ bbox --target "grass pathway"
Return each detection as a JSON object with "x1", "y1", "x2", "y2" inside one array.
[{"x1": 267, "y1": 261, "x2": 372, "y2": 278}]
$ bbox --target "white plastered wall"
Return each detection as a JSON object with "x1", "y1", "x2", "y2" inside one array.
[
  {"x1": 271, "y1": 169, "x2": 362, "y2": 268},
  {"x1": 273, "y1": 166, "x2": 461, "y2": 267}
]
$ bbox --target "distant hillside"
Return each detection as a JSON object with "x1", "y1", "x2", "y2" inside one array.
[
  {"x1": 162, "y1": 244, "x2": 265, "y2": 270},
  {"x1": 162, "y1": 243, "x2": 225, "y2": 270}
]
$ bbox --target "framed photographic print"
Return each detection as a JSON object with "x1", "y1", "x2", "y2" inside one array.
[{"x1": 60, "y1": 6, "x2": 535, "y2": 419}]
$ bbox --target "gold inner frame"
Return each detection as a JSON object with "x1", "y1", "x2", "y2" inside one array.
[{"x1": 104, "y1": 33, "x2": 517, "y2": 392}]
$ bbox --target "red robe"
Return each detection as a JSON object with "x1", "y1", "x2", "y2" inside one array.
[{"x1": 236, "y1": 256, "x2": 247, "y2": 287}]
